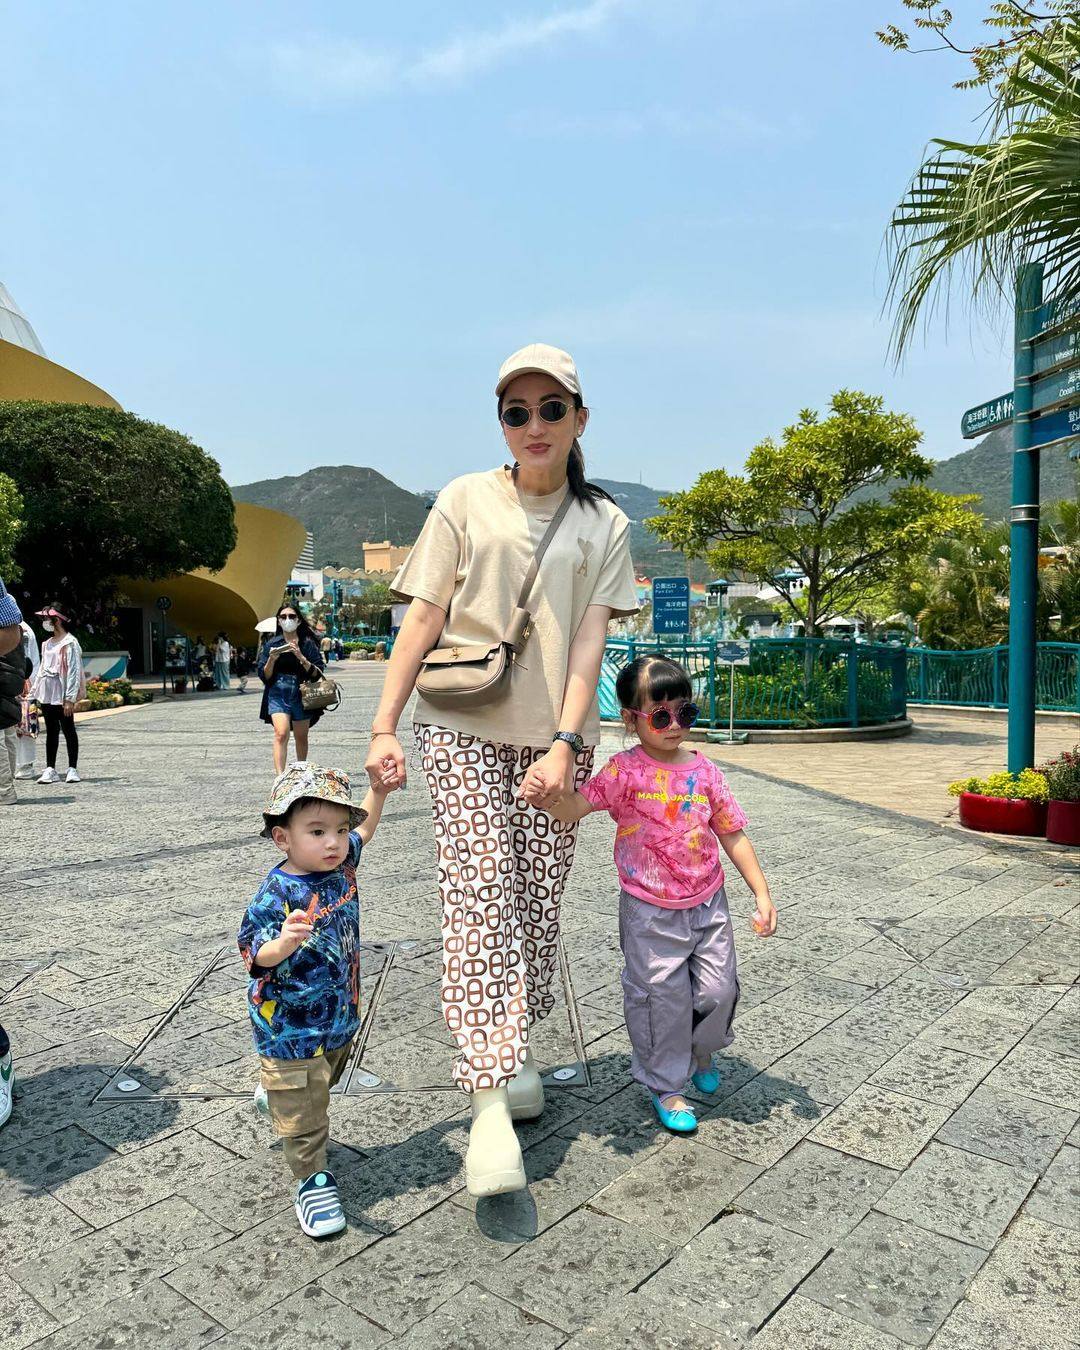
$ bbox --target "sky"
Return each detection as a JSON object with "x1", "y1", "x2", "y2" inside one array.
[{"x1": 4, "y1": 1, "x2": 1016, "y2": 494}]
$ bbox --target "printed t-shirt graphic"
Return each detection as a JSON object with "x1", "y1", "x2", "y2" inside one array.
[
  {"x1": 580, "y1": 748, "x2": 748, "y2": 909},
  {"x1": 238, "y1": 832, "x2": 362, "y2": 1059}
]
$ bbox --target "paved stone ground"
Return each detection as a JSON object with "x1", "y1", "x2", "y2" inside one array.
[{"x1": 2, "y1": 663, "x2": 1078, "y2": 1349}]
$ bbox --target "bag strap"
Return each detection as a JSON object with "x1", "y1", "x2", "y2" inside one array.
[{"x1": 515, "y1": 491, "x2": 575, "y2": 611}]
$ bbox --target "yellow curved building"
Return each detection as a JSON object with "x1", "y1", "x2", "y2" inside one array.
[{"x1": 1, "y1": 283, "x2": 305, "y2": 667}]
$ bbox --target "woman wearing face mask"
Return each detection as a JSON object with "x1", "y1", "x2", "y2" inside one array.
[
  {"x1": 30, "y1": 606, "x2": 85, "y2": 785},
  {"x1": 365, "y1": 344, "x2": 638, "y2": 1197},
  {"x1": 257, "y1": 605, "x2": 325, "y2": 774}
]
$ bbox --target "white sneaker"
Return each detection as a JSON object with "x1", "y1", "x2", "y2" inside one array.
[
  {"x1": 13, "y1": 766, "x2": 35, "y2": 780},
  {"x1": 37, "y1": 768, "x2": 60, "y2": 784},
  {"x1": 0, "y1": 1053, "x2": 13, "y2": 1129},
  {"x1": 65, "y1": 768, "x2": 81, "y2": 783}
]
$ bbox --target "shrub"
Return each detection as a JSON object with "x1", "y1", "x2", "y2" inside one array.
[
  {"x1": 1039, "y1": 747, "x2": 1080, "y2": 803},
  {"x1": 948, "y1": 769, "x2": 1049, "y2": 803}
]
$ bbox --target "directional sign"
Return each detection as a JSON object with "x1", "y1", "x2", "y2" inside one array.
[
  {"x1": 1032, "y1": 325, "x2": 1080, "y2": 375},
  {"x1": 715, "y1": 640, "x2": 751, "y2": 666},
  {"x1": 961, "y1": 392, "x2": 1013, "y2": 439},
  {"x1": 155, "y1": 595, "x2": 172, "y2": 612},
  {"x1": 1031, "y1": 296, "x2": 1080, "y2": 338},
  {"x1": 1032, "y1": 363, "x2": 1080, "y2": 414},
  {"x1": 1029, "y1": 402, "x2": 1080, "y2": 451},
  {"x1": 652, "y1": 577, "x2": 690, "y2": 635}
]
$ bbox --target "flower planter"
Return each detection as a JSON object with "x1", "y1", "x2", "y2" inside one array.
[
  {"x1": 957, "y1": 791, "x2": 1048, "y2": 837},
  {"x1": 1046, "y1": 799, "x2": 1080, "y2": 847}
]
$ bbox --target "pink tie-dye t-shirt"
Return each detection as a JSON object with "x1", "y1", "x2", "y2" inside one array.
[{"x1": 579, "y1": 747, "x2": 748, "y2": 909}]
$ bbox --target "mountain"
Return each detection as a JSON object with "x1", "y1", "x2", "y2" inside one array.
[
  {"x1": 231, "y1": 466, "x2": 431, "y2": 567},
  {"x1": 921, "y1": 426, "x2": 1077, "y2": 520},
  {"x1": 594, "y1": 479, "x2": 711, "y2": 581}
]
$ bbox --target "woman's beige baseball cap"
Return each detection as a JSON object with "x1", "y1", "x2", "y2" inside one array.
[{"x1": 496, "y1": 343, "x2": 581, "y2": 399}]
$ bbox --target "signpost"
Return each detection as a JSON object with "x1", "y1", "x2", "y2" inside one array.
[
  {"x1": 961, "y1": 392, "x2": 1013, "y2": 440},
  {"x1": 652, "y1": 577, "x2": 690, "y2": 635},
  {"x1": 713, "y1": 640, "x2": 750, "y2": 744}
]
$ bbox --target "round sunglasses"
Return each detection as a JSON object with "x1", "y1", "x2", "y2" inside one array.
[
  {"x1": 628, "y1": 701, "x2": 699, "y2": 732},
  {"x1": 500, "y1": 398, "x2": 570, "y2": 429}
]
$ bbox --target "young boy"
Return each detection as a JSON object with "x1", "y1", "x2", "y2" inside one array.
[{"x1": 238, "y1": 762, "x2": 386, "y2": 1238}]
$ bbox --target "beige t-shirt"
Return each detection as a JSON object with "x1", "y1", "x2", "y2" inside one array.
[{"x1": 392, "y1": 467, "x2": 638, "y2": 747}]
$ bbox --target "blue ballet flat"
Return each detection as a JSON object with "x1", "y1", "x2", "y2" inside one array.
[
  {"x1": 691, "y1": 1060, "x2": 722, "y2": 1095},
  {"x1": 651, "y1": 1093, "x2": 698, "y2": 1134}
]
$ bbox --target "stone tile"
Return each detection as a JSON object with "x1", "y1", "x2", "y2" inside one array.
[
  {"x1": 982, "y1": 1044, "x2": 1080, "y2": 1109},
  {"x1": 867, "y1": 1041, "x2": 996, "y2": 1108},
  {"x1": 876, "y1": 1141, "x2": 1035, "y2": 1248},
  {"x1": 1022, "y1": 1004, "x2": 1080, "y2": 1061},
  {"x1": 395, "y1": 1283, "x2": 566, "y2": 1350},
  {"x1": 1023, "y1": 1142, "x2": 1080, "y2": 1232},
  {"x1": 640, "y1": 1211, "x2": 830, "y2": 1342},
  {"x1": 766, "y1": 973, "x2": 875, "y2": 1019},
  {"x1": 101, "y1": 1194, "x2": 233, "y2": 1272},
  {"x1": 328, "y1": 1089, "x2": 467, "y2": 1152},
  {"x1": 804, "y1": 1211, "x2": 986, "y2": 1346},
  {"x1": 176, "y1": 1154, "x2": 294, "y2": 1233},
  {"x1": 695, "y1": 1073, "x2": 831, "y2": 1166},
  {"x1": 51, "y1": 1127, "x2": 241, "y2": 1226},
  {"x1": 554, "y1": 1083, "x2": 677, "y2": 1163},
  {"x1": 567, "y1": 1295, "x2": 736, "y2": 1349},
  {"x1": 319, "y1": 1201, "x2": 517, "y2": 1332},
  {"x1": 753, "y1": 1295, "x2": 904, "y2": 1349},
  {"x1": 336, "y1": 1125, "x2": 469, "y2": 1234},
  {"x1": 928, "y1": 1298, "x2": 1065, "y2": 1350},
  {"x1": 735, "y1": 1140, "x2": 896, "y2": 1243},
  {"x1": 163, "y1": 1211, "x2": 382, "y2": 1329},
  {"x1": 79, "y1": 1097, "x2": 236, "y2": 1154},
  {"x1": 0, "y1": 1124, "x2": 116, "y2": 1206},
  {"x1": 936, "y1": 1085, "x2": 1078, "y2": 1173},
  {"x1": 0, "y1": 1190, "x2": 93, "y2": 1264},
  {"x1": 590, "y1": 1138, "x2": 760, "y2": 1243},
  {"x1": 965, "y1": 1217, "x2": 1080, "y2": 1346},
  {"x1": 25, "y1": 1279, "x2": 224, "y2": 1350},
  {"x1": 0, "y1": 1269, "x2": 59, "y2": 1350},
  {"x1": 768, "y1": 1026, "x2": 898, "y2": 1105},
  {"x1": 212, "y1": 1287, "x2": 391, "y2": 1349},
  {"x1": 917, "y1": 1003, "x2": 1030, "y2": 1060},
  {"x1": 480, "y1": 1208, "x2": 675, "y2": 1334},
  {"x1": 11, "y1": 1226, "x2": 168, "y2": 1328},
  {"x1": 962, "y1": 983, "x2": 1069, "y2": 1026},
  {"x1": 822, "y1": 950, "x2": 915, "y2": 990},
  {"x1": 809, "y1": 1084, "x2": 952, "y2": 1169}
]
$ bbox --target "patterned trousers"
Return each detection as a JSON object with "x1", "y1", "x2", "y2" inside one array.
[{"x1": 416, "y1": 724, "x2": 594, "y2": 1091}]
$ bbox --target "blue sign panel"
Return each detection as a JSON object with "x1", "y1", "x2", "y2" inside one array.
[
  {"x1": 1032, "y1": 296, "x2": 1080, "y2": 338},
  {"x1": 652, "y1": 577, "x2": 690, "y2": 635},
  {"x1": 1033, "y1": 326, "x2": 1080, "y2": 375},
  {"x1": 1032, "y1": 363, "x2": 1080, "y2": 413},
  {"x1": 961, "y1": 391, "x2": 1013, "y2": 439},
  {"x1": 1030, "y1": 402, "x2": 1080, "y2": 451}
]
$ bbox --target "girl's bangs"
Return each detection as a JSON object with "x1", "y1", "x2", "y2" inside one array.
[{"x1": 645, "y1": 661, "x2": 692, "y2": 705}]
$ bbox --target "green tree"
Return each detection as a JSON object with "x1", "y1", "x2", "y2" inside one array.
[
  {"x1": 648, "y1": 391, "x2": 981, "y2": 636},
  {"x1": 881, "y1": 4, "x2": 1080, "y2": 355},
  {"x1": 355, "y1": 582, "x2": 393, "y2": 633},
  {"x1": 0, "y1": 401, "x2": 237, "y2": 611},
  {"x1": 0, "y1": 472, "x2": 24, "y2": 581}
]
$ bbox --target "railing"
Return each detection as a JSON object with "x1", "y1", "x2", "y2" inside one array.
[
  {"x1": 906, "y1": 643, "x2": 1080, "y2": 712},
  {"x1": 599, "y1": 637, "x2": 908, "y2": 729}
]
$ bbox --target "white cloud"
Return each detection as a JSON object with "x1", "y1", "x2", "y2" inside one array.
[{"x1": 267, "y1": 0, "x2": 629, "y2": 101}]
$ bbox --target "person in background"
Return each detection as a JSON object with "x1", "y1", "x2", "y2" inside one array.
[
  {"x1": 0, "y1": 576, "x2": 24, "y2": 1125},
  {"x1": 30, "y1": 606, "x2": 85, "y2": 785},
  {"x1": 214, "y1": 632, "x2": 232, "y2": 690},
  {"x1": 236, "y1": 645, "x2": 253, "y2": 693},
  {"x1": 14, "y1": 619, "x2": 40, "y2": 780},
  {"x1": 257, "y1": 605, "x2": 325, "y2": 774},
  {"x1": 320, "y1": 632, "x2": 333, "y2": 664}
]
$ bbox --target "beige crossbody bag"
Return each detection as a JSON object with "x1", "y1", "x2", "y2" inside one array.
[{"x1": 415, "y1": 491, "x2": 574, "y2": 709}]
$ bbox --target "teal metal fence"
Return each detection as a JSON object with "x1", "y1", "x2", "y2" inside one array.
[
  {"x1": 906, "y1": 643, "x2": 1080, "y2": 713},
  {"x1": 599, "y1": 637, "x2": 908, "y2": 729}
]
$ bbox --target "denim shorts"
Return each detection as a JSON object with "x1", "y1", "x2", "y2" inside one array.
[{"x1": 266, "y1": 674, "x2": 308, "y2": 722}]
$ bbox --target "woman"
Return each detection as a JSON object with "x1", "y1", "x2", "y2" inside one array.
[
  {"x1": 365, "y1": 343, "x2": 637, "y2": 1196},
  {"x1": 14, "y1": 619, "x2": 40, "y2": 780},
  {"x1": 213, "y1": 632, "x2": 231, "y2": 689},
  {"x1": 257, "y1": 605, "x2": 325, "y2": 774},
  {"x1": 30, "y1": 606, "x2": 84, "y2": 785}
]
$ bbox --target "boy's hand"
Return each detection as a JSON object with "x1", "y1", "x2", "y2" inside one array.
[
  {"x1": 751, "y1": 893, "x2": 777, "y2": 937},
  {"x1": 280, "y1": 910, "x2": 314, "y2": 951}
]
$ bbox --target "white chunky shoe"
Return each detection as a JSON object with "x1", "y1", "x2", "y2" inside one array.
[
  {"x1": 65, "y1": 768, "x2": 81, "y2": 784},
  {"x1": 465, "y1": 1087, "x2": 526, "y2": 1197},
  {"x1": 37, "y1": 768, "x2": 60, "y2": 784},
  {"x1": 506, "y1": 1049, "x2": 545, "y2": 1121}
]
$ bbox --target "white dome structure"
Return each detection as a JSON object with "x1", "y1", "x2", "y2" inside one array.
[{"x1": 0, "y1": 282, "x2": 46, "y2": 357}]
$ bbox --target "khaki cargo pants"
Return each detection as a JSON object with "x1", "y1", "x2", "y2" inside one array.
[{"x1": 259, "y1": 1037, "x2": 355, "y2": 1180}]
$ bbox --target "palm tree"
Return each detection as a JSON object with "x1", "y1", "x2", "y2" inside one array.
[{"x1": 886, "y1": 21, "x2": 1080, "y2": 356}]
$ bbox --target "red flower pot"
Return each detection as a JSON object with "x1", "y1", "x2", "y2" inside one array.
[
  {"x1": 958, "y1": 792, "x2": 1048, "y2": 837},
  {"x1": 1046, "y1": 799, "x2": 1080, "y2": 847}
]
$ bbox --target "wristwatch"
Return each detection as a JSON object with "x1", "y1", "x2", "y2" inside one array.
[{"x1": 552, "y1": 731, "x2": 585, "y2": 755}]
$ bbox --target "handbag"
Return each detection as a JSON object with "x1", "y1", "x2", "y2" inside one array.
[
  {"x1": 416, "y1": 491, "x2": 574, "y2": 709},
  {"x1": 301, "y1": 674, "x2": 342, "y2": 714}
]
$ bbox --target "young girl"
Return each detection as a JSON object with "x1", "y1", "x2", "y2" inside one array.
[
  {"x1": 539, "y1": 655, "x2": 776, "y2": 1133},
  {"x1": 30, "y1": 605, "x2": 85, "y2": 785}
]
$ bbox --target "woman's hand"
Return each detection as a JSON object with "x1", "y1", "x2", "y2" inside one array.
[
  {"x1": 366, "y1": 732, "x2": 406, "y2": 792},
  {"x1": 63, "y1": 700, "x2": 74, "y2": 718},
  {"x1": 521, "y1": 743, "x2": 576, "y2": 809}
]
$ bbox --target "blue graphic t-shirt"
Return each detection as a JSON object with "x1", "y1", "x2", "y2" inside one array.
[{"x1": 238, "y1": 832, "x2": 362, "y2": 1060}]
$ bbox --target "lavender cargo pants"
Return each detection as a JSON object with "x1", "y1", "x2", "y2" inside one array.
[{"x1": 619, "y1": 886, "x2": 739, "y2": 1097}]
